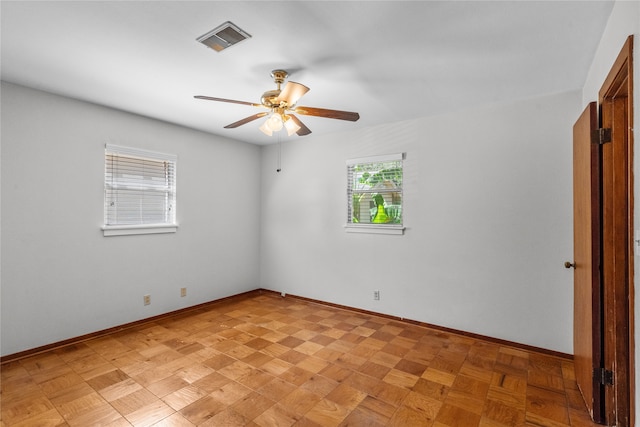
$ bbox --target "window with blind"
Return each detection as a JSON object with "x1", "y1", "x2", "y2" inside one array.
[
  {"x1": 103, "y1": 144, "x2": 177, "y2": 236},
  {"x1": 346, "y1": 153, "x2": 404, "y2": 235}
]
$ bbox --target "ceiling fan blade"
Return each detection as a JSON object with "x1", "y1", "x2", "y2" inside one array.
[
  {"x1": 194, "y1": 95, "x2": 261, "y2": 107},
  {"x1": 224, "y1": 112, "x2": 269, "y2": 129},
  {"x1": 293, "y1": 106, "x2": 360, "y2": 121},
  {"x1": 288, "y1": 114, "x2": 312, "y2": 136},
  {"x1": 276, "y1": 81, "x2": 310, "y2": 106}
]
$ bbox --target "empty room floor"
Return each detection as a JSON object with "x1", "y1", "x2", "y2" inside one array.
[{"x1": 1, "y1": 291, "x2": 599, "y2": 426}]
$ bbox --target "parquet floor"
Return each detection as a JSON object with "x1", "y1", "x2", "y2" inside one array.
[{"x1": 1, "y1": 292, "x2": 601, "y2": 426}]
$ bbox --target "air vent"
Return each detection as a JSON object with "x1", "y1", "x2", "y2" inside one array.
[{"x1": 196, "y1": 21, "x2": 251, "y2": 52}]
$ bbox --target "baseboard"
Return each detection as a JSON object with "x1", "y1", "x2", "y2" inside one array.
[
  {"x1": 1, "y1": 287, "x2": 571, "y2": 364},
  {"x1": 258, "y1": 289, "x2": 573, "y2": 360},
  {"x1": 0, "y1": 289, "x2": 261, "y2": 365}
]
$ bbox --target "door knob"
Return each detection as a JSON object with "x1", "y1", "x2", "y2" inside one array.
[{"x1": 564, "y1": 261, "x2": 576, "y2": 269}]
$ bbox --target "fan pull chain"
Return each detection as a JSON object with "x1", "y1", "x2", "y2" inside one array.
[{"x1": 276, "y1": 134, "x2": 282, "y2": 172}]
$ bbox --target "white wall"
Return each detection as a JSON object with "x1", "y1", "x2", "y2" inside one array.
[
  {"x1": 581, "y1": 0, "x2": 640, "y2": 419},
  {"x1": 259, "y1": 90, "x2": 580, "y2": 354},
  {"x1": 0, "y1": 82, "x2": 262, "y2": 356}
]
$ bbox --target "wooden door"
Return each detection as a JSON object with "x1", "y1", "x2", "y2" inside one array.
[
  {"x1": 572, "y1": 101, "x2": 604, "y2": 423},
  {"x1": 599, "y1": 35, "x2": 633, "y2": 426},
  {"x1": 572, "y1": 36, "x2": 634, "y2": 426}
]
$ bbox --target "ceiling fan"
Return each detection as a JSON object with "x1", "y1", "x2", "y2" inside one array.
[{"x1": 194, "y1": 69, "x2": 360, "y2": 136}]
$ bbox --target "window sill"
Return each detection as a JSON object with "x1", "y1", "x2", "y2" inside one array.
[
  {"x1": 344, "y1": 224, "x2": 405, "y2": 235},
  {"x1": 102, "y1": 224, "x2": 178, "y2": 237}
]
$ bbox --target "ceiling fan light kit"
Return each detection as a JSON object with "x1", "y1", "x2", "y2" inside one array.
[
  {"x1": 283, "y1": 116, "x2": 301, "y2": 136},
  {"x1": 195, "y1": 69, "x2": 360, "y2": 137},
  {"x1": 258, "y1": 121, "x2": 273, "y2": 136},
  {"x1": 259, "y1": 113, "x2": 300, "y2": 136}
]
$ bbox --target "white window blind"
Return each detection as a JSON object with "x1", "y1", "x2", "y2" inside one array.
[
  {"x1": 346, "y1": 153, "x2": 404, "y2": 235},
  {"x1": 104, "y1": 144, "x2": 177, "y2": 235}
]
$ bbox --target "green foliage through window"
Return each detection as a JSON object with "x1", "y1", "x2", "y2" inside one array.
[{"x1": 347, "y1": 156, "x2": 403, "y2": 226}]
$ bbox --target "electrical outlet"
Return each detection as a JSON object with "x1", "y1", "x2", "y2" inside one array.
[
  {"x1": 143, "y1": 294, "x2": 151, "y2": 306},
  {"x1": 374, "y1": 290, "x2": 380, "y2": 301},
  {"x1": 180, "y1": 287, "x2": 187, "y2": 297}
]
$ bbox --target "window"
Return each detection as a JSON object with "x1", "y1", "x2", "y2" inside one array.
[
  {"x1": 103, "y1": 144, "x2": 177, "y2": 236},
  {"x1": 346, "y1": 153, "x2": 404, "y2": 235}
]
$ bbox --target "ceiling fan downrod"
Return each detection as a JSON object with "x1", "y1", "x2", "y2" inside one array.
[{"x1": 271, "y1": 69, "x2": 288, "y2": 90}]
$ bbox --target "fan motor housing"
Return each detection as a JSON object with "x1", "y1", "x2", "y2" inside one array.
[{"x1": 261, "y1": 89, "x2": 281, "y2": 108}]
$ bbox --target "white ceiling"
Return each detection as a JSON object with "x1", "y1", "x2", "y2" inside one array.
[{"x1": 1, "y1": 1, "x2": 614, "y2": 145}]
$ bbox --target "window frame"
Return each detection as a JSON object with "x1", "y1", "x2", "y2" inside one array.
[
  {"x1": 345, "y1": 153, "x2": 405, "y2": 235},
  {"x1": 102, "y1": 144, "x2": 177, "y2": 237}
]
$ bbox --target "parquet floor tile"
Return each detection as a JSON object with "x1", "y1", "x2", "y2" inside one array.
[{"x1": 1, "y1": 293, "x2": 602, "y2": 426}]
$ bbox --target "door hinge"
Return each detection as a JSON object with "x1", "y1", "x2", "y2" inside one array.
[
  {"x1": 591, "y1": 128, "x2": 612, "y2": 145},
  {"x1": 594, "y1": 367, "x2": 614, "y2": 386}
]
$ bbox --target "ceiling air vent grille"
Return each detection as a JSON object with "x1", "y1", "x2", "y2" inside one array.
[{"x1": 197, "y1": 21, "x2": 251, "y2": 52}]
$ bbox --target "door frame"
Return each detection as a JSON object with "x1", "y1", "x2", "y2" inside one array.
[{"x1": 598, "y1": 35, "x2": 634, "y2": 427}]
